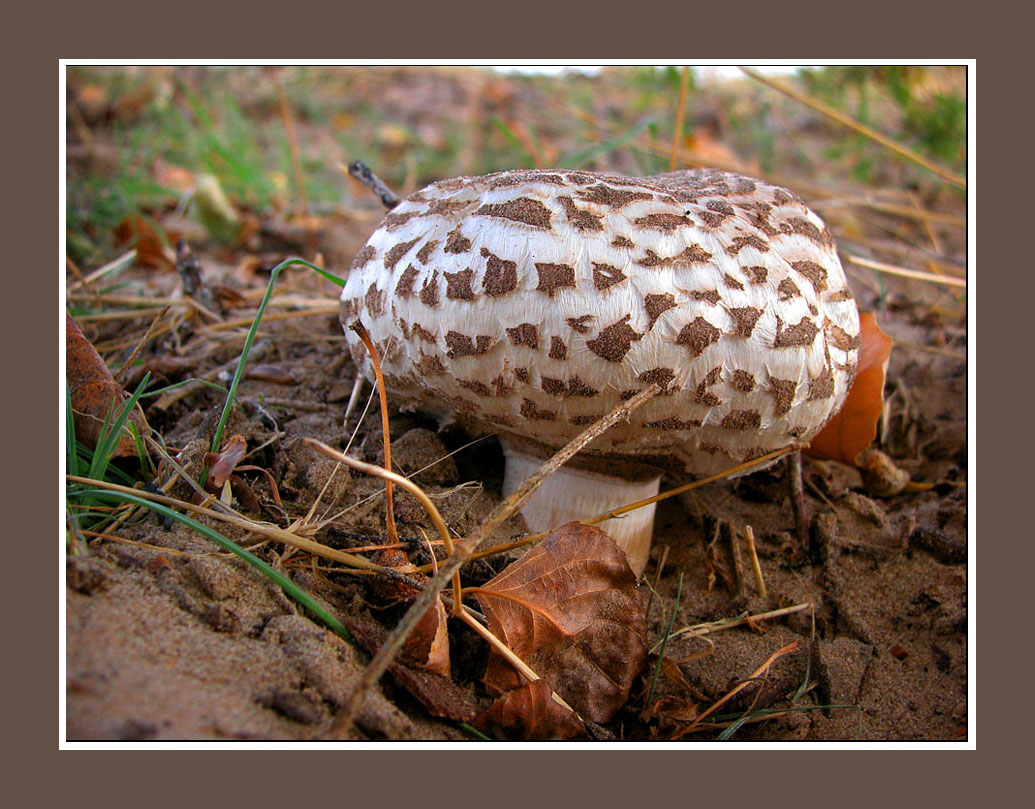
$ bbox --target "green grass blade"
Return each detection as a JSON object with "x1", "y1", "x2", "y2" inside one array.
[
  {"x1": 87, "y1": 373, "x2": 151, "y2": 482},
  {"x1": 645, "y1": 571, "x2": 684, "y2": 708},
  {"x1": 206, "y1": 258, "x2": 344, "y2": 478}
]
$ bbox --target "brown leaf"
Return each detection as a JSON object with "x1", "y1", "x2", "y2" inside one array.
[
  {"x1": 371, "y1": 547, "x2": 451, "y2": 678},
  {"x1": 245, "y1": 364, "x2": 298, "y2": 385},
  {"x1": 113, "y1": 216, "x2": 174, "y2": 271},
  {"x1": 472, "y1": 521, "x2": 647, "y2": 723},
  {"x1": 203, "y1": 435, "x2": 248, "y2": 494},
  {"x1": 806, "y1": 313, "x2": 893, "y2": 465},
  {"x1": 66, "y1": 311, "x2": 148, "y2": 457},
  {"x1": 344, "y1": 619, "x2": 477, "y2": 722},
  {"x1": 473, "y1": 679, "x2": 590, "y2": 740},
  {"x1": 404, "y1": 596, "x2": 451, "y2": 678}
]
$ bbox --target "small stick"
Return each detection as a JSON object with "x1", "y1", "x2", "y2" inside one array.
[
  {"x1": 787, "y1": 451, "x2": 810, "y2": 550},
  {"x1": 344, "y1": 160, "x2": 400, "y2": 210},
  {"x1": 743, "y1": 525, "x2": 767, "y2": 599}
]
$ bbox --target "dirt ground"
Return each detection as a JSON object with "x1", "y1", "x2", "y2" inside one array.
[{"x1": 65, "y1": 66, "x2": 968, "y2": 742}]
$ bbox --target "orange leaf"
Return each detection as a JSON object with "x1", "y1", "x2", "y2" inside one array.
[
  {"x1": 66, "y1": 311, "x2": 148, "y2": 458},
  {"x1": 471, "y1": 521, "x2": 647, "y2": 724},
  {"x1": 806, "y1": 313, "x2": 893, "y2": 465}
]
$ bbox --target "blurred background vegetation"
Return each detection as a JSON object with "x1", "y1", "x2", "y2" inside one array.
[{"x1": 65, "y1": 64, "x2": 966, "y2": 271}]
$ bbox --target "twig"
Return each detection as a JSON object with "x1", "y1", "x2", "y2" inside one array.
[
  {"x1": 740, "y1": 67, "x2": 966, "y2": 189},
  {"x1": 743, "y1": 525, "x2": 767, "y2": 599},
  {"x1": 344, "y1": 160, "x2": 400, "y2": 209}
]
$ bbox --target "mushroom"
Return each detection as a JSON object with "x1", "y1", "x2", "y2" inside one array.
[{"x1": 340, "y1": 168, "x2": 860, "y2": 576}]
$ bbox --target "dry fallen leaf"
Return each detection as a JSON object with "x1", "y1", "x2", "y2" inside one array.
[
  {"x1": 473, "y1": 679, "x2": 589, "y2": 741},
  {"x1": 344, "y1": 619, "x2": 476, "y2": 722},
  {"x1": 472, "y1": 521, "x2": 647, "y2": 723},
  {"x1": 806, "y1": 312, "x2": 894, "y2": 465},
  {"x1": 370, "y1": 546, "x2": 451, "y2": 678},
  {"x1": 66, "y1": 310, "x2": 148, "y2": 457},
  {"x1": 113, "y1": 215, "x2": 174, "y2": 271},
  {"x1": 203, "y1": 435, "x2": 248, "y2": 494}
]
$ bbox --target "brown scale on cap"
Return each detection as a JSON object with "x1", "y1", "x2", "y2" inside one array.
[{"x1": 341, "y1": 168, "x2": 860, "y2": 576}]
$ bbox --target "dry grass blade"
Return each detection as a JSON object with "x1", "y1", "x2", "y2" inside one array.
[
  {"x1": 744, "y1": 525, "x2": 766, "y2": 599},
  {"x1": 416, "y1": 446, "x2": 794, "y2": 570},
  {"x1": 740, "y1": 67, "x2": 966, "y2": 189},
  {"x1": 661, "y1": 603, "x2": 812, "y2": 649},
  {"x1": 112, "y1": 305, "x2": 171, "y2": 383},
  {"x1": 669, "y1": 66, "x2": 692, "y2": 171},
  {"x1": 65, "y1": 475, "x2": 389, "y2": 572},
  {"x1": 348, "y1": 321, "x2": 399, "y2": 545},
  {"x1": 672, "y1": 640, "x2": 800, "y2": 738},
  {"x1": 846, "y1": 254, "x2": 967, "y2": 288},
  {"x1": 304, "y1": 438, "x2": 461, "y2": 607}
]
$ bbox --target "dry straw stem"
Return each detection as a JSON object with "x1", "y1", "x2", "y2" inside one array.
[
  {"x1": 672, "y1": 640, "x2": 800, "y2": 738},
  {"x1": 348, "y1": 321, "x2": 399, "y2": 545},
  {"x1": 846, "y1": 254, "x2": 967, "y2": 288},
  {"x1": 112, "y1": 305, "x2": 171, "y2": 383},
  {"x1": 661, "y1": 603, "x2": 812, "y2": 650},
  {"x1": 66, "y1": 249, "x2": 136, "y2": 292},
  {"x1": 66, "y1": 475, "x2": 391, "y2": 573},
  {"x1": 740, "y1": 67, "x2": 966, "y2": 189},
  {"x1": 428, "y1": 446, "x2": 793, "y2": 570},
  {"x1": 744, "y1": 525, "x2": 767, "y2": 599},
  {"x1": 669, "y1": 66, "x2": 693, "y2": 171},
  {"x1": 304, "y1": 439, "x2": 462, "y2": 611}
]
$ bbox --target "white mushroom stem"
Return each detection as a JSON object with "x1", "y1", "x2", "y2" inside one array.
[{"x1": 501, "y1": 443, "x2": 662, "y2": 577}]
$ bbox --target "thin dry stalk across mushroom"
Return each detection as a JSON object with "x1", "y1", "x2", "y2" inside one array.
[{"x1": 340, "y1": 168, "x2": 860, "y2": 576}]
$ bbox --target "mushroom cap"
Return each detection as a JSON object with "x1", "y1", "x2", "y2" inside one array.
[{"x1": 340, "y1": 168, "x2": 860, "y2": 477}]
